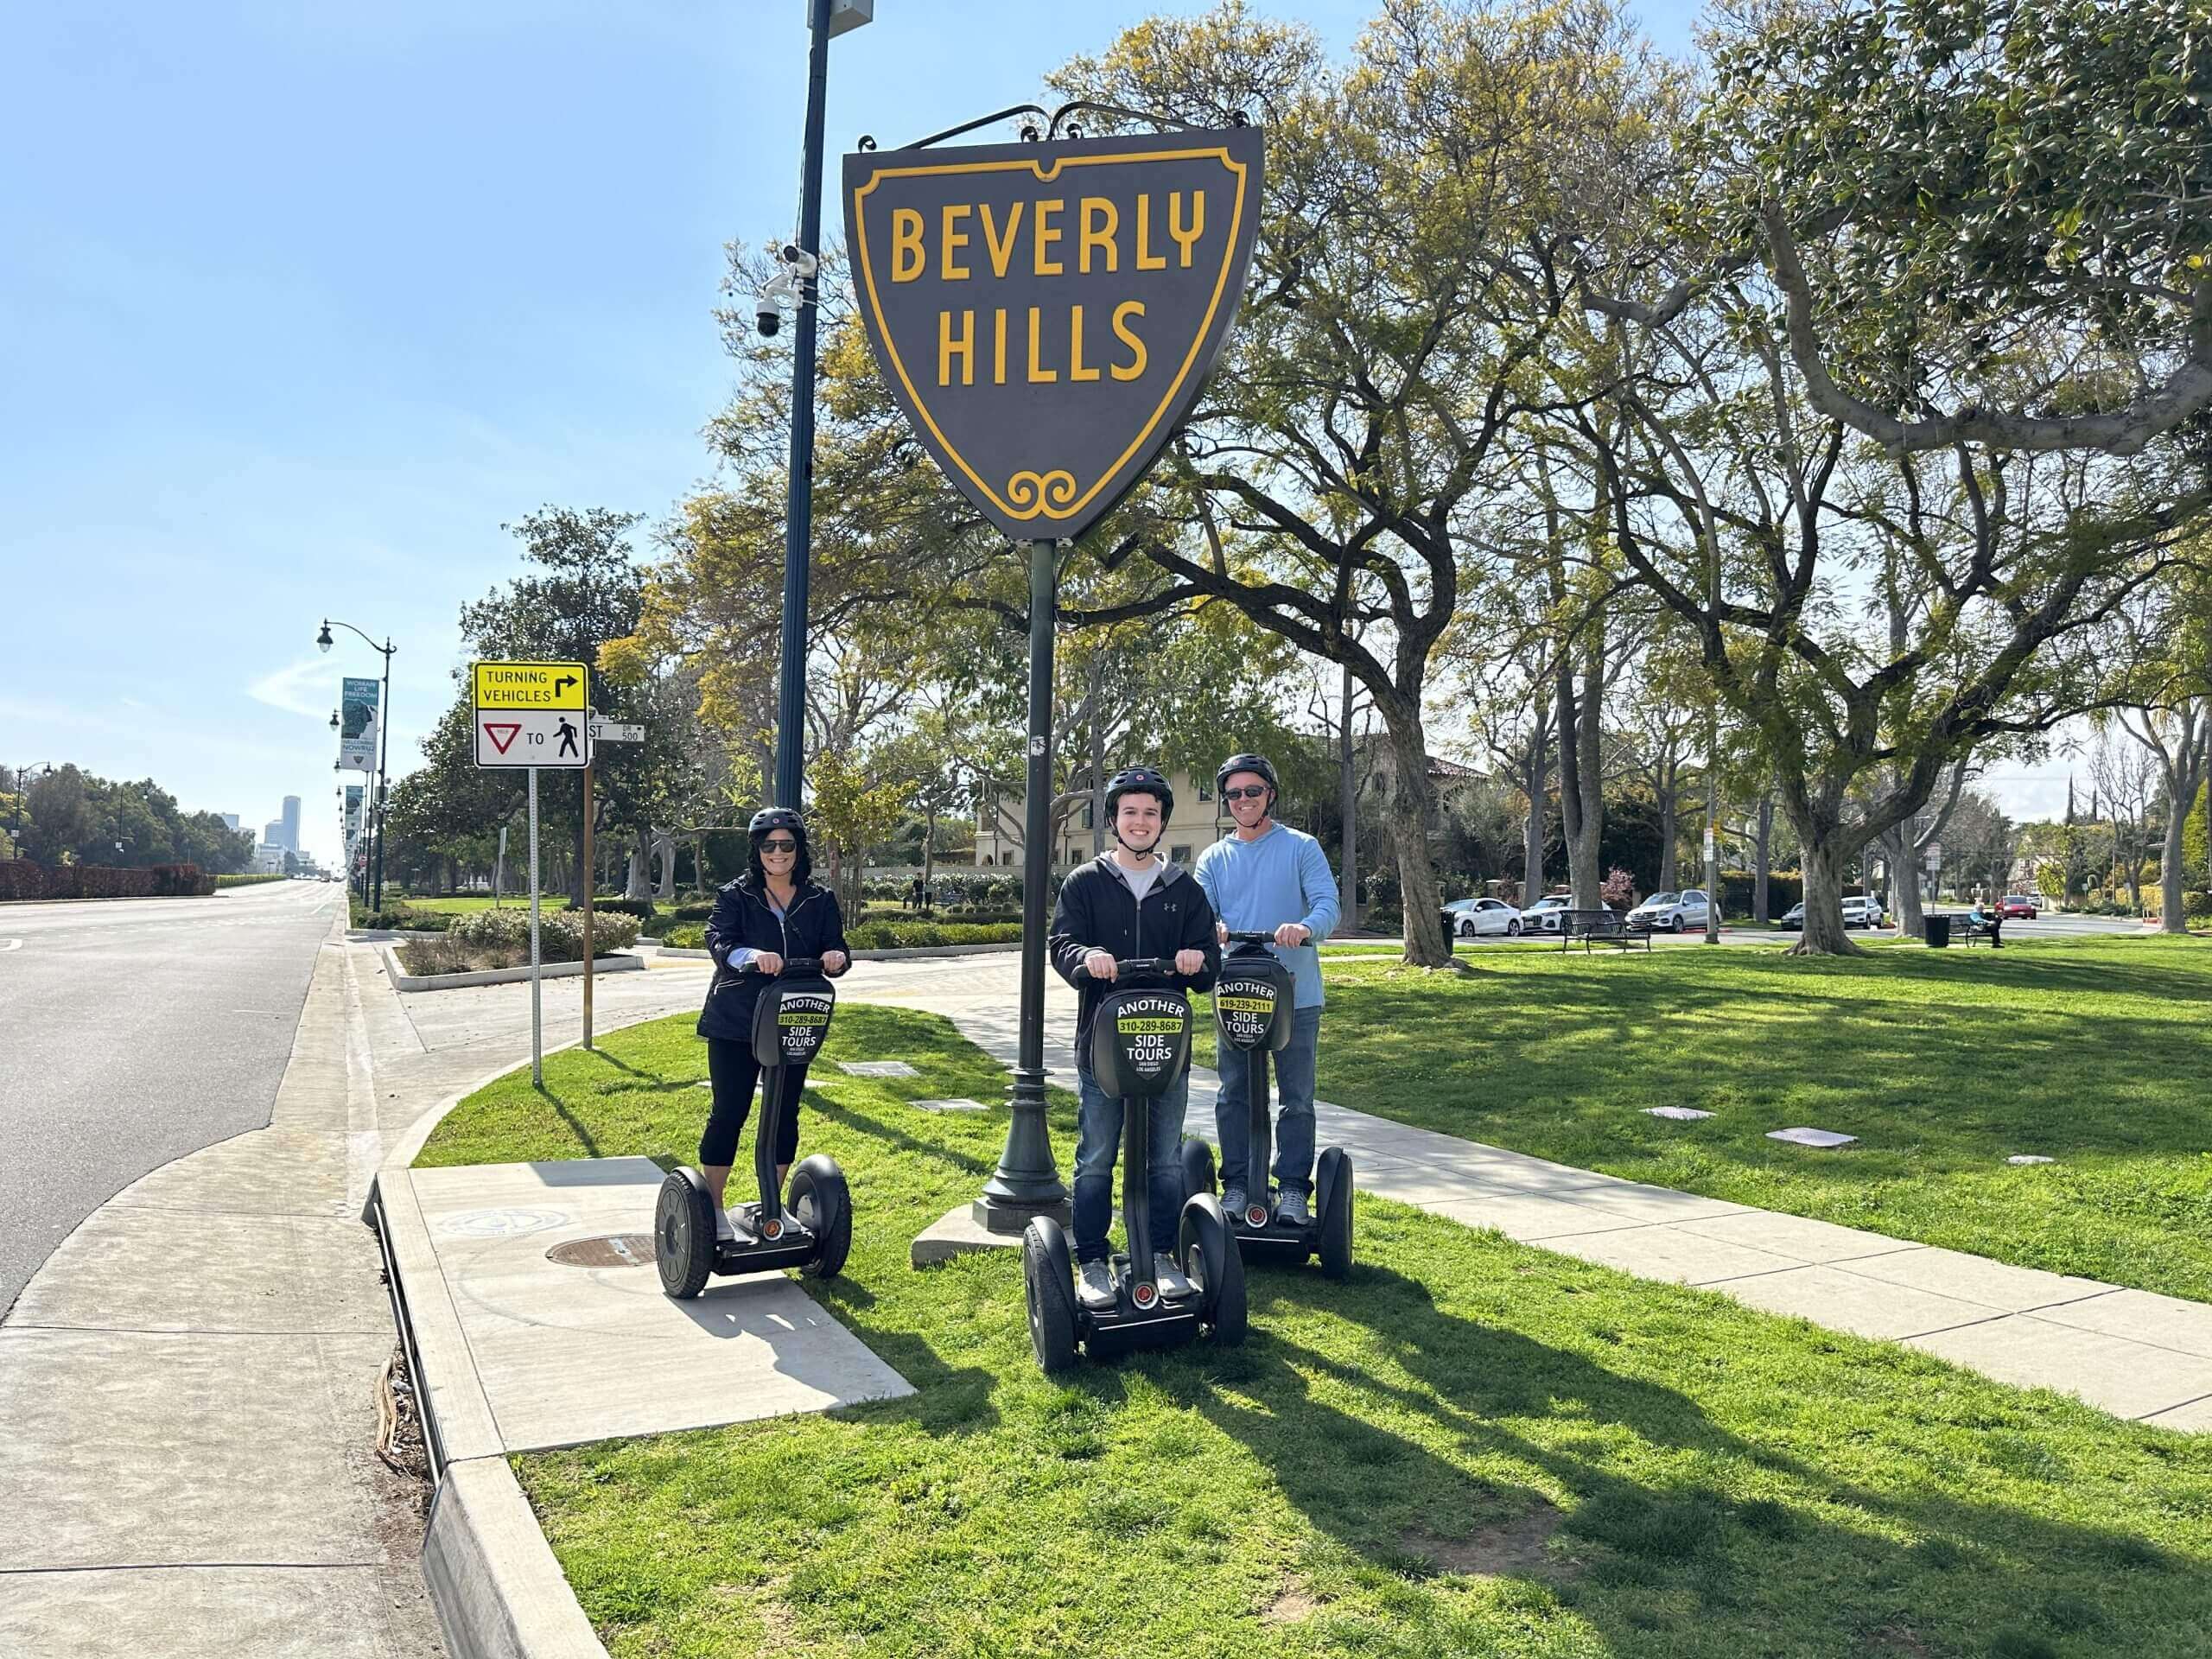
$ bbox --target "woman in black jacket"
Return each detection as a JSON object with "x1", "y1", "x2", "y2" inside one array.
[{"x1": 695, "y1": 807, "x2": 850, "y2": 1241}]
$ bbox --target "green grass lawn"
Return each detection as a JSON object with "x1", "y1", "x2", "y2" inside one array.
[
  {"x1": 423, "y1": 1007, "x2": 2212, "y2": 1659},
  {"x1": 1197, "y1": 935, "x2": 2212, "y2": 1304}
]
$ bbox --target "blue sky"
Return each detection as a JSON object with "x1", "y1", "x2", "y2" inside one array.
[{"x1": 16, "y1": 1, "x2": 2088, "y2": 872}]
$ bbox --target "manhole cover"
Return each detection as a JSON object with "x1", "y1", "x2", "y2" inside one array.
[{"x1": 546, "y1": 1233, "x2": 658, "y2": 1268}]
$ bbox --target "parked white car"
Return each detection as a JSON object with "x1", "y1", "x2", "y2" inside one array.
[
  {"x1": 1520, "y1": 895, "x2": 1573, "y2": 933},
  {"x1": 1780, "y1": 895, "x2": 1885, "y2": 929},
  {"x1": 1441, "y1": 897, "x2": 1524, "y2": 938},
  {"x1": 1626, "y1": 889, "x2": 1711, "y2": 932}
]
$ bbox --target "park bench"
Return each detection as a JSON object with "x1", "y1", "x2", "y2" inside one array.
[
  {"x1": 1560, "y1": 908, "x2": 1650, "y2": 953},
  {"x1": 1956, "y1": 912, "x2": 2005, "y2": 947}
]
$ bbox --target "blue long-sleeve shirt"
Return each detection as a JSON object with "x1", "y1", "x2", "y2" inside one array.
[{"x1": 1192, "y1": 822, "x2": 1341, "y2": 1008}]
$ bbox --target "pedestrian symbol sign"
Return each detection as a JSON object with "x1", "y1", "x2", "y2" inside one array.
[{"x1": 474, "y1": 660, "x2": 591, "y2": 769}]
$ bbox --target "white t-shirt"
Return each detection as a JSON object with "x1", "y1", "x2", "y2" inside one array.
[{"x1": 1119, "y1": 857, "x2": 1163, "y2": 906}]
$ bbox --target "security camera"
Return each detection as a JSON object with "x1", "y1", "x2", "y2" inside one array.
[{"x1": 756, "y1": 296, "x2": 783, "y2": 338}]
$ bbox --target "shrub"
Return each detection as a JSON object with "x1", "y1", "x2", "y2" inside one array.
[
  {"x1": 353, "y1": 905, "x2": 453, "y2": 931},
  {"x1": 1601, "y1": 867, "x2": 1637, "y2": 910},
  {"x1": 449, "y1": 906, "x2": 638, "y2": 963},
  {"x1": 215, "y1": 872, "x2": 288, "y2": 889},
  {"x1": 578, "y1": 897, "x2": 658, "y2": 925},
  {"x1": 2183, "y1": 890, "x2": 2212, "y2": 922},
  {"x1": 663, "y1": 923, "x2": 707, "y2": 949},
  {"x1": 672, "y1": 902, "x2": 716, "y2": 923},
  {"x1": 845, "y1": 920, "x2": 1023, "y2": 950}
]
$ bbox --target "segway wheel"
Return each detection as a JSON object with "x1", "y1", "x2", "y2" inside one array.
[
  {"x1": 655, "y1": 1168, "x2": 715, "y2": 1300},
  {"x1": 1022, "y1": 1217, "x2": 1078, "y2": 1374},
  {"x1": 1316, "y1": 1147, "x2": 1354, "y2": 1281},
  {"x1": 1179, "y1": 1137, "x2": 1217, "y2": 1207},
  {"x1": 1179, "y1": 1196, "x2": 1246, "y2": 1347},
  {"x1": 787, "y1": 1155, "x2": 851, "y2": 1280}
]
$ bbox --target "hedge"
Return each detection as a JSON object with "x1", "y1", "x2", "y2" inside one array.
[
  {"x1": 216, "y1": 872, "x2": 289, "y2": 889},
  {"x1": 0, "y1": 861, "x2": 213, "y2": 900},
  {"x1": 846, "y1": 920, "x2": 1024, "y2": 949},
  {"x1": 449, "y1": 906, "x2": 639, "y2": 962}
]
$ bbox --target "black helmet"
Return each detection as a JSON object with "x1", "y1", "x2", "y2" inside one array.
[
  {"x1": 1216, "y1": 753, "x2": 1280, "y2": 799},
  {"x1": 1103, "y1": 766, "x2": 1174, "y2": 823},
  {"x1": 748, "y1": 807, "x2": 805, "y2": 840}
]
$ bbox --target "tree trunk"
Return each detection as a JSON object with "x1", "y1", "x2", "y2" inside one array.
[
  {"x1": 923, "y1": 804, "x2": 937, "y2": 898},
  {"x1": 2161, "y1": 796, "x2": 2192, "y2": 934},
  {"x1": 1656, "y1": 766, "x2": 1679, "y2": 893},
  {"x1": 624, "y1": 828, "x2": 651, "y2": 900},
  {"x1": 1753, "y1": 793, "x2": 1773, "y2": 924},
  {"x1": 1788, "y1": 817, "x2": 1866, "y2": 957},
  {"x1": 1380, "y1": 713, "x2": 1451, "y2": 967},
  {"x1": 1338, "y1": 660, "x2": 1361, "y2": 930},
  {"x1": 1522, "y1": 713, "x2": 1547, "y2": 907},
  {"x1": 1556, "y1": 652, "x2": 1605, "y2": 910},
  {"x1": 652, "y1": 830, "x2": 676, "y2": 900}
]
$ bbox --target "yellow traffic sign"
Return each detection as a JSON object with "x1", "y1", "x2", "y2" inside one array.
[{"x1": 474, "y1": 660, "x2": 589, "y2": 711}]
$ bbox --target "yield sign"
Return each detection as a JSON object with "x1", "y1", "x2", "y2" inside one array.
[{"x1": 483, "y1": 722, "x2": 522, "y2": 755}]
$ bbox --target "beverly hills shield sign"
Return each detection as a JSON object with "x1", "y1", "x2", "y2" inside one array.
[{"x1": 843, "y1": 125, "x2": 1263, "y2": 543}]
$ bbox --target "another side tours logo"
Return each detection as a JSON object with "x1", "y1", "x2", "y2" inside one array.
[{"x1": 844, "y1": 124, "x2": 1264, "y2": 543}]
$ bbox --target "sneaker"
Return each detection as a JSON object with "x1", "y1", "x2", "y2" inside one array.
[
  {"x1": 715, "y1": 1208, "x2": 745, "y2": 1243},
  {"x1": 1077, "y1": 1259, "x2": 1116, "y2": 1310},
  {"x1": 1275, "y1": 1191, "x2": 1311, "y2": 1228},
  {"x1": 1154, "y1": 1252, "x2": 1198, "y2": 1301},
  {"x1": 1220, "y1": 1185, "x2": 1248, "y2": 1218}
]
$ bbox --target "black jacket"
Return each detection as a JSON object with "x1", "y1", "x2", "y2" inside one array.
[
  {"x1": 696, "y1": 877, "x2": 851, "y2": 1043},
  {"x1": 1048, "y1": 855, "x2": 1220, "y2": 1060}
]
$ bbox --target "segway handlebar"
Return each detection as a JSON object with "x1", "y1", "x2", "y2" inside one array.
[
  {"x1": 770, "y1": 957, "x2": 828, "y2": 976},
  {"x1": 1224, "y1": 930, "x2": 1276, "y2": 945}
]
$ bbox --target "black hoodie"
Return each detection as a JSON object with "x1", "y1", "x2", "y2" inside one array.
[{"x1": 1048, "y1": 853, "x2": 1221, "y2": 1061}]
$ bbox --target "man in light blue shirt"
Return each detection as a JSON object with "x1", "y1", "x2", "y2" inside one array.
[{"x1": 1192, "y1": 753, "x2": 1341, "y2": 1225}]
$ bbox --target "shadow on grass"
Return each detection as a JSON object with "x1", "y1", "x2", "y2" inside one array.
[
  {"x1": 534, "y1": 1083, "x2": 605, "y2": 1158},
  {"x1": 1173, "y1": 1262, "x2": 2201, "y2": 1653}
]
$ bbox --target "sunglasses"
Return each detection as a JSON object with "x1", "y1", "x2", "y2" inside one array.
[
  {"x1": 1222, "y1": 785, "x2": 1270, "y2": 802},
  {"x1": 760, "y1": 838, "x2": 798, "y2": 852}
]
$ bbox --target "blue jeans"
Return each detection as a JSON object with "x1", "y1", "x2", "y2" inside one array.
[
  {"x1": 1213, "y1": 1004, "x2": 1321, "y2": 1198},
  {"x1": 1072, "y1": 1058, "x2": 1190, "y2": 1265}
]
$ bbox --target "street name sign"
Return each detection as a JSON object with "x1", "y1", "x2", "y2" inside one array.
[
  {"x1": 474, "y1": 660, "x2": 591, "y2": 769},
  {"x1": 843, "y1": 124, "x2": 1264, "y2": 543},
  {"x1": 588, "y1": 719, "x2": 645, "y2": 744}
]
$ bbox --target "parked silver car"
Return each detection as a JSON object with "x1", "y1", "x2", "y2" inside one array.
[
  {"x1": 1519, "y1": 895, "x2": 1572, "y2": 933},
  {"x1": 1626, "y1": 889, "x2": 1711, "y2": 932}
]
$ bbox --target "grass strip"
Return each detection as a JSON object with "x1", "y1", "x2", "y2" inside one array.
[{"x1": 423, "y1": 1005, "x2": 2212, "y2": 1659}]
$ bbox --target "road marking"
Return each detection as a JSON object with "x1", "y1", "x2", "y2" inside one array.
[{"x1": 0, "y1": 938, "x2": 21, "y2": 952}]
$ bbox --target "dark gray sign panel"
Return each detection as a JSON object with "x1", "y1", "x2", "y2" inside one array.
[{"x1": 843, "y1": 125, "x2": 1263, "y2": 543}]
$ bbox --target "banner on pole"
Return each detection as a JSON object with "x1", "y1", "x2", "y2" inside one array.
[
  {"x1": 339, "y1": 677, "x2": 379, "y2": 772},
  {"x1": 843, "y1": 124, "x2": 1264, "y2": 543}
]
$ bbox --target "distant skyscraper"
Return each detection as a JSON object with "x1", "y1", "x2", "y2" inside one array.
[
  {"x1": 264, "y1": 819, "x2": 283, "y2": 847},
  {"x1": 280, "y1": 796, "x2": 301, "y2": 852}
]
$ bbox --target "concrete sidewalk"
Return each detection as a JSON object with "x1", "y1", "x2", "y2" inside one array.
[
  {"x1": 0, "y1": 926, "x2": 720, "y2": 1659},
  {"x1": 848, "y1": 959, "x2": 2212, "y2": 1432}
]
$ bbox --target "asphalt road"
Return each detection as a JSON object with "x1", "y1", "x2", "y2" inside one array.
[{"x1": 0, "y1": 878, "x2": 343, "y2": 1316}]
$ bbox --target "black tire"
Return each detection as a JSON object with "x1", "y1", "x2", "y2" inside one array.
[
  {"x1": 1179, "y1": 1137, "x2": 1217, "y2": 1207},
  {"x1": 655, "y1": 1168, "x2": 715, "y2": 1300},
  {"x1": 1022, "y1": 1218, "x2": 1078, "y2": 1374},
  {"x1": 1179, "y1": 1196, "x2": 1246, "y2": 1346},
  {"x1": 1506, "y1": 919, "x2": 1521, "y2": 936},
  {"x1": 787, "y1": 1155, "x2": 851, "y2": 1280},
  {"x1": 1316, "y1": 1147, "x2": 1354, "y2": 1281}
]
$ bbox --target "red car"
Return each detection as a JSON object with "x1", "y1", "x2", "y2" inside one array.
[{"x1": 1999, "y1": 895, "x2": 2039, "y2": 919}]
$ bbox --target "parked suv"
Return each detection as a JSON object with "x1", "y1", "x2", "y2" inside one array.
[{"x1": 1626, "y1": 889, "x2": 1711, "y2": 932}]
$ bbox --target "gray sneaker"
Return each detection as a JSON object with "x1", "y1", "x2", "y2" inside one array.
[
  {"x1": 1153, "y1": 1252, "x2": 1197, "y2": 1301},
  {"x1": 1275, "y1": 1190, "x2": 1311, "y2": 1228},
  {"x1": 1220, "y1": 1185, "x2": 1248, "y2": 1218},
  {"x1": 1077, "y1": 1259, "x2": 1116, "y2": 1310}
]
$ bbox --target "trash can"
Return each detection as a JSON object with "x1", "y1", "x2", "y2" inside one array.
[{"x1": 1924, "y1": 914, "x2": 1951, "y2": 949}]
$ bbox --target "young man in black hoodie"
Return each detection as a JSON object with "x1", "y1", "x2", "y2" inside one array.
[{"x1": 1048, "y1": 766, "x2": 1221, "y2": 1310}]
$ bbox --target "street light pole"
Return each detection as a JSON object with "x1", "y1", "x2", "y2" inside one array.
[
  {"x1": 772, "y1": 0, "x2": 857, "y2": 810},
  {"x1": 318, "y1": 620, "x2": 396, "y2": 912}
]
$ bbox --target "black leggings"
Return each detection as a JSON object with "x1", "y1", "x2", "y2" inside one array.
[{"x1": 701, "y1": 1038, "x2": 807, "y2": 1168}]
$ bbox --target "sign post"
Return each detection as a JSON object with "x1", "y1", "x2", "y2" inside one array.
[
  {"x1": 845, "y1": 114, "x2": 1264, "y2": 1234},
  {"x1": 474, "y1": 661, "x2": 591, "y2": 1085},
  {"x1": 578, "y1": 715, "x2": 644, "y2": 1052}
]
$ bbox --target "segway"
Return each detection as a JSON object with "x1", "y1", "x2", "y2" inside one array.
[
  {"x1": 1022, "y1": 958, "x2": 1246, "y2": 1373},
  {"x1": 656, "y1": 958, "x2": 853, "y2": 1297},
  {"x1": 1181, "y1": 931, "x2": 1353, "y2": 1279}
]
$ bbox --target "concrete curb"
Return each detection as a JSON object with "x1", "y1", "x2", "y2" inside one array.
[
  {"x1": 367, "y1": 1014, "x2": 633, "y2": 1658},
  {"x1": 377, "y1": 940, "x2": 647, "y2": 993},
  {"x1": 423, "y1": 1459, "x2": 608, "y2": 1659}
]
